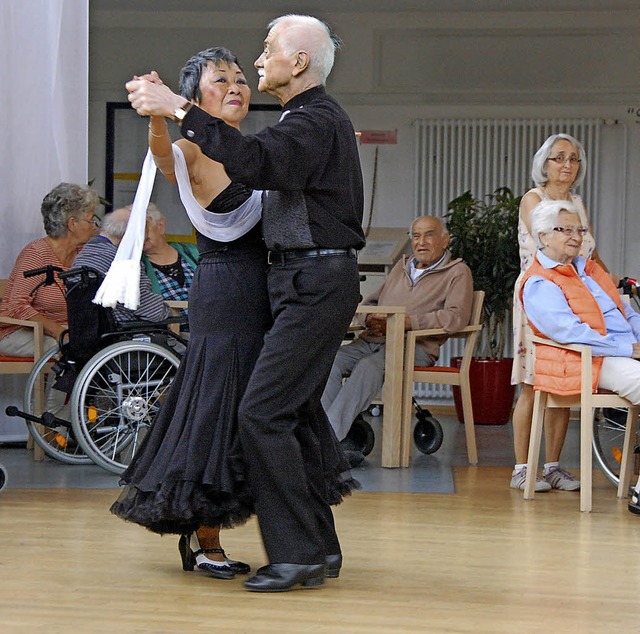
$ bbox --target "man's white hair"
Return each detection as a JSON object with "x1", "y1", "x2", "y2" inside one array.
[{"x1": 268, "y1": 14, "x2": 341, "y2": 84}]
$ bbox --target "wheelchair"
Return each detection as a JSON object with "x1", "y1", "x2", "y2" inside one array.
[
  {"x1": 6, "y1": 265, "x2": 185, "y2": 474},
  {"x1": 346, "y1": 399, "x2": 444, "y2": 458},
  {"x1": 592, "y1": 277, "x2": 640, "y2": 487}
]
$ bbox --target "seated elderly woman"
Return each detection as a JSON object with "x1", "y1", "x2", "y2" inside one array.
[
  {"x1": 0, "y1": 182, "x2": 100, "y2": 356},
  {"x1": 141, "y1": 203, "x2": 198, "y2": 330},
  {"x1": 520, "y1": 199, "x2": 640, "y2": 514}
]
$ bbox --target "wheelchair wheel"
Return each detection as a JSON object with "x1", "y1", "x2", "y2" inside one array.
[
  {"x1": 413, "y1": 411, "x2": 444, "y2": 455},
  {"x1": 70, "y1": 341, "x2": 180, "y2": 474},
  {"x1": 0, "y1": 463, "x2": 7, "y2": 491},
  {"x1": 346, "y1": 415, "x2": 375, "y2": 456},
  {"x1": 23, "y1": 345, "x2": 92, "y2": 464},
  {"x1": 592, "y1": 407, "x2": 639, "y2": 487}
]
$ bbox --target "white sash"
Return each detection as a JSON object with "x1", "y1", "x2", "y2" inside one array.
[
  {"x1": 94, "y1": 145, "x2": 262, "y2": 310},
  {"x1": 172, "y1": 144, "x2": 262, "y2": 241}
]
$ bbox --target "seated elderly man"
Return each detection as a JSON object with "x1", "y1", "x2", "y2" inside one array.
[
  {"x1": 73, "y1": 206, "x2": 172, "y2": 324},
  {"x1": 322, "y1": 215, "x2": 473, "y2": 465},
  {"x1": 520, "y1": 199, "x2": 640, "y2": 513}
]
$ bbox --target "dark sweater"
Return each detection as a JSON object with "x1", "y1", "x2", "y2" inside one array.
[{"x1": 182, "y1": 86, "x2": 365, "y2": 251}]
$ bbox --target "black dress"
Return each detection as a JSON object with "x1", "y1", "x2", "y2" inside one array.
[{"x1": 110, "y1": 184, "x2": 356, "y2": 535}]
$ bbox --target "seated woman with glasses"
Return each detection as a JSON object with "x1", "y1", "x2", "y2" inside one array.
[
  {"x1": 0, "y1": 182, "x2": 100, "y2": 357},
  {"x1": 520, "y1": 199, "x2": 640, "y2": 512},
  {"x1": 509, "y1": 132, "x2": 617, "y2": 493},
  {"x1": 141, "y1": 203, "x2": 199, "y2": 333}
]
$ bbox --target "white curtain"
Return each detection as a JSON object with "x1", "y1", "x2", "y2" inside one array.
[
  {"x1": 0, "y1": 0, "x2": 88, "y2": 440},
  {"x1": 0, "y1": 0, "x2": 88, "y2": 276}
]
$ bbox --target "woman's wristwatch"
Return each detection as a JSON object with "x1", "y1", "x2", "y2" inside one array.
[{"x1": 172, "y1": 101, "x2": 192, "y2": 125}]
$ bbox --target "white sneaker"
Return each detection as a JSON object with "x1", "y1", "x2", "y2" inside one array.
[
  {"x1": 510, "y1": 467, "x2": 551, "y2": 492},
  {"x1": 543, "y1": 466, "x2": 580, "y2": 491}
]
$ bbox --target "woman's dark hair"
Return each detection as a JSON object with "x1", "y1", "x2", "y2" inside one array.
[
  {"x1": 178, "y1": 47, "x2": 244, "y2": 103},
  {"x1": 41, "y1": 182, "x2": 100, "y2": 238}
]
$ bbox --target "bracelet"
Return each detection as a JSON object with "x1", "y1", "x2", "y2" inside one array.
[{"x1": 148, "y1": 123, "x2": 168, "y2": 138}]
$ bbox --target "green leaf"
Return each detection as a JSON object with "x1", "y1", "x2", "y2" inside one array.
[{"x1": 445, "y1": 187, "x2": 521, "y2": 359}]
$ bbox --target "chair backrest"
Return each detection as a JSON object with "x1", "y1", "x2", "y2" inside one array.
[{"x1": 457, "y1": 290, "x2": 485, "y2": 372}]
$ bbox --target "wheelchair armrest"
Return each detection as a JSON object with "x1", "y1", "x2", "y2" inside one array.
[{"x1": 115, "y1": 316, "x2": 186, "y2": 332}]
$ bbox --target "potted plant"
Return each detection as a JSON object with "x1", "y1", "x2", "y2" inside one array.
[{"x1": 444, "y1": 186, "x2": 521, "y2": 424}]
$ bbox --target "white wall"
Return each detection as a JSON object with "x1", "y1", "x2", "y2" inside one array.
[{"x1": 88, "y1": 6, "x2": 640, "y2": 274}]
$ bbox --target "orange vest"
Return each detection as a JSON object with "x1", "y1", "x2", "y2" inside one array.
[{"x1": 519, "y1": 254, "x2": 624, "y2": 396}]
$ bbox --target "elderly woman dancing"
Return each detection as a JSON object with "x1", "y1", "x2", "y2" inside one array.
[{"x1": 520, "y1": 199, "x2": 640, "y2": 512}]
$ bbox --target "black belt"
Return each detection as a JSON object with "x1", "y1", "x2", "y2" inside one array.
[{"x1": 267, "y1": 248, "x2": 357, "y2": 265}]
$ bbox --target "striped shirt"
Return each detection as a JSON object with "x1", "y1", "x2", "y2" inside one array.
[
  {"x1": 73, "y1": 235, "x2": 172, "y2": 323},
  {"x1": 0, "y1": 237, "x2": 69, "y2": 341}
]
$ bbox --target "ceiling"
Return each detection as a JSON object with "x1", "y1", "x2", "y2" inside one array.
[{"x1": 91, "y1": 0, "x2": 640, "y2": 14}]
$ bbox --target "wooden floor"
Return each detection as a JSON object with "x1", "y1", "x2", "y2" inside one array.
[{"x1": 2, "y1": 466, "x2": 640, "y2": 633}]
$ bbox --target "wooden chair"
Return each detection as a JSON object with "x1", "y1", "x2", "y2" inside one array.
[
  {"x1": 0, "y1": 278, "x2": 45, "y2": 372},
  {"x1": 353, "y1": 305, "x2": 407, "y2": 468},
  {"x1": 524, "y1": 335, "x2": 640, "y2": 513},
  {"x1": 0, "y1": 278, "x2": 46, "y2": 460},
  {"x1": 401, "y1": 290, "x2": 485, "y2": 467}
]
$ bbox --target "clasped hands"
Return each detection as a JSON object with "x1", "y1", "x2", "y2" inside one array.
[
  {"x1": 364, "y1": 313, "x2": 412, "y2": 337},
  {"x1": 125, "y1": 70, "x2": 185, "y2": 118}
]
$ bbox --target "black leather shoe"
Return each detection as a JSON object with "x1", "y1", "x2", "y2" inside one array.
[
  {"x1": 257, "y1": 554, "x2": 340, "y2": 578},
  {"x1": 244, "y1": 563, "x2": 325, "y2": 592},
  {"x1": 325, "y1": 553, "x2": 342, "y2": 578},
  {"x1": 178, "y1": 534, "x2": 236, "y2": 580},
  {"x1": 226, "y1": 557, "x2": 251, "y2": 575}
]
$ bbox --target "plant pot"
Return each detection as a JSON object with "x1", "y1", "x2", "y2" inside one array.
[{"x1": 450, "y1": 357, "x2": 515, "y2": 425}]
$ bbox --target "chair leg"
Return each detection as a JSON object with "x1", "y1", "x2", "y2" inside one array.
[
  {"x1": 524, "y1": 390, "x2": 546, "y2": 500},
  {"x1": 399, "y1": 381, "x2": 414, "y2": 468},
  {"x1": 459, "y1": 377, "x2": 478, "y2": 466},
  {"x1": 617, "y1": 406, "x2": 639, "y2": 499},
  {"x1": 580, "y1": 406, "x2": 593, "y2": 513}
]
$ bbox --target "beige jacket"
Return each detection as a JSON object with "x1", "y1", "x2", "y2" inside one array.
[{"x1": 359, "y1": 251, "x2": 473, "y2": 360}]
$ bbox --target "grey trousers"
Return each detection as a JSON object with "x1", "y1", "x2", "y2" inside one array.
[
  {"x1": 0, "y1": 329, "x2": 57, "y2": 356},
  {"x1": 321, "y1": 337, "x2": 435, "y2": 440}
]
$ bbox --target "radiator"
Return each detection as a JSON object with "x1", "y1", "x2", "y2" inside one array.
[{"x1": 413, "y1": 118, "x2": 603, "y2": 399}]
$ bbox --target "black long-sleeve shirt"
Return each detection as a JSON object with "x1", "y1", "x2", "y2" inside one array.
[{"x1": 181, "y1": 86, "x2": 365, "y2": 251}]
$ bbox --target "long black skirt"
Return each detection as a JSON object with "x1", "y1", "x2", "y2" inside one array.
[
  {"x1": 110, "y1": 242, "x2": 272, "y2": 534},
  {"x1": 110, "y1": 241, "x2": 357, "y2": 535}
]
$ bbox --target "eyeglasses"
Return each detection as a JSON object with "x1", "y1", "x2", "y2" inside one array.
[
  {"x1": 80, "y1": 215, "x2": 101, "y2": 228},
  {"x1": 552, "y1": 226, "x2": 588, "y2": 237},
  {"x1": 547, "y1": 155, "x2": 581, "y2": 165}
]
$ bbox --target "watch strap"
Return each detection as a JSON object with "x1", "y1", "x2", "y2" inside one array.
[{"x1": 173, "y1": 101, "x2": 193, "y2": 124}]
